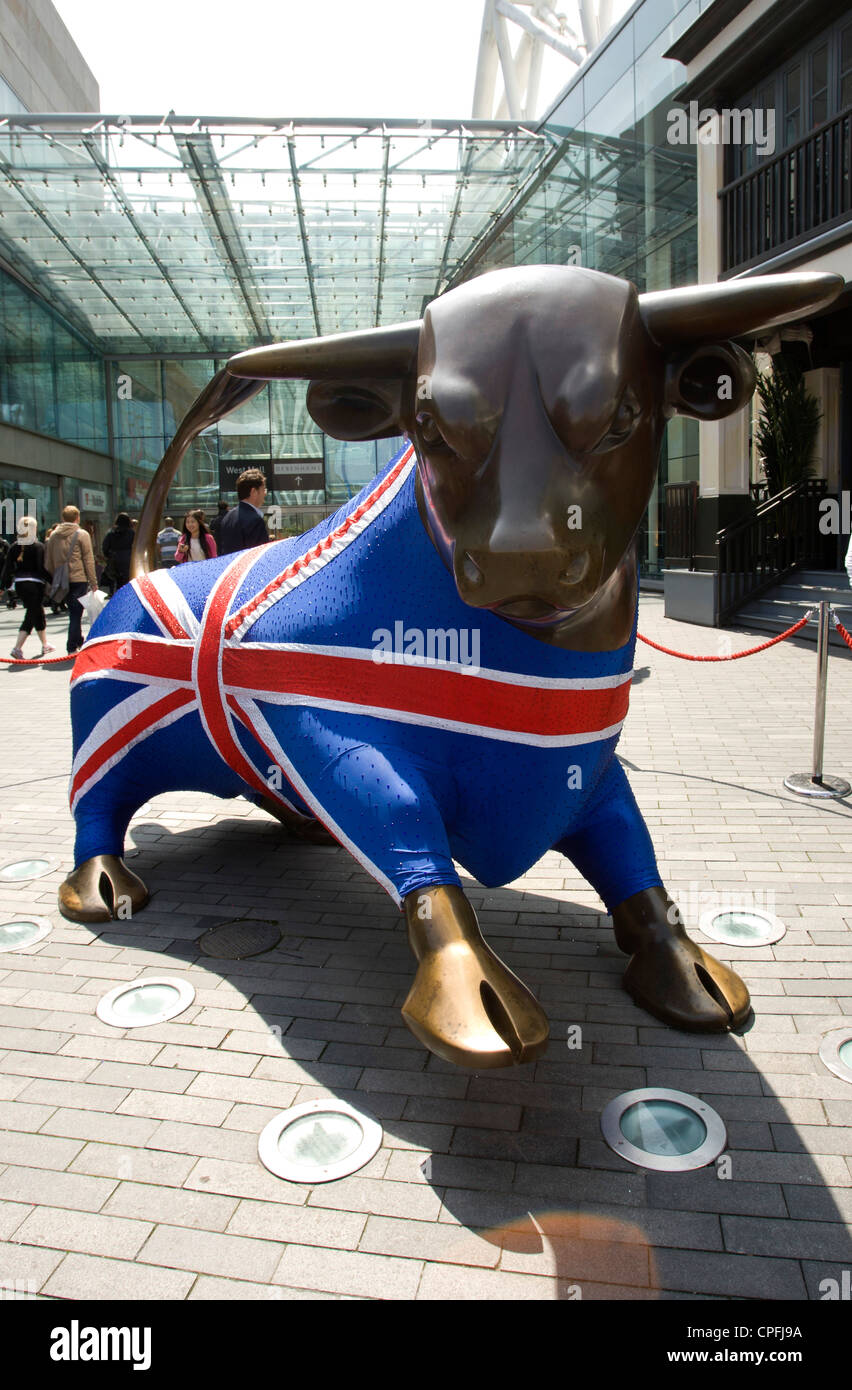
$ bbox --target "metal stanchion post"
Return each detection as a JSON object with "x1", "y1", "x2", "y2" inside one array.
[{"x1": 785, "y1": 602, "x2": 851, "y2": 799}]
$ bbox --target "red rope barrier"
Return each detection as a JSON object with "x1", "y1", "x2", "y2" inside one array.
[
  {"x1": 833, "y1": 611, "x2": 852, "y2": 651},
  {"x1": 637, "y1": 611, "x2": 813, "y2": 661},
  {"x1": 0, "y1": 652, "x2": 75, "y2": 666}
]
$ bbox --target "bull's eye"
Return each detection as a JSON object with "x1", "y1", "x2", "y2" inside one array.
[
  {"x1": 416, "y1": 412, "x2": 449, "y2": 450},
  {"x1": 593, "y1": 387, "x2": 641, "y2": 453}
]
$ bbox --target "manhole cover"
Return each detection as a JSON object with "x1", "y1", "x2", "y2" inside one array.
[{"x1": 198, "y1": 919, "x2": 282, "y2": 959}]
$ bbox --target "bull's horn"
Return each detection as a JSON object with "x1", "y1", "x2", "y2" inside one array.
[
  {"x1": 226, "y1": 321, "x2": 421, "y2": 380},
  {"x1": 131, "y1": 369, "x2": 267, "y2": 579},
  {"x1": 640, "y1": 271, "x2": 844, "y2": 346}
]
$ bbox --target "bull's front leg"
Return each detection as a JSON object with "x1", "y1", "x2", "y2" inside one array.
[
  {"x1": 611, "y1": 884, "x2": 750, "y2": 1031},
  {"x1": 401, "y1": 885, "x2": 549, "y2": 1067},
  {"x1": 555, "y1": 758, "x2": 750, "y2": 1031}
]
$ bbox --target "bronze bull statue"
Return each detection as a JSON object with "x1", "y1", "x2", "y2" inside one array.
[{"x1": 59, "y1": 265, "x2": 842, "y2": 1068}]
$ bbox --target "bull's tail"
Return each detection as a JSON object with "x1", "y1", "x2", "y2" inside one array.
[
  {"x1": 131, "y1": 370, "x2": 266, "y2": 579},
  {"x1": 132, "y1": 321, "x2": 420, "y2": 579}
]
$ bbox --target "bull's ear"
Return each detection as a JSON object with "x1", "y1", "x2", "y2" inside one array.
[
  {"x1": 664, "y1": 342, "x2": 756, "y2": 421},
  {"x1": 306, "y1": 378, "x2": 408, "y2": 440}
]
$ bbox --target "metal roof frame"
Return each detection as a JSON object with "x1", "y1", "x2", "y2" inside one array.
[{"x1": 0, "y1": 115, "x2": 547, "y2": 355}]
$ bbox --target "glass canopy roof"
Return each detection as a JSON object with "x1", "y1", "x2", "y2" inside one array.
[{"x1": 0, "y1": 115, "x2": 548, "y2": 356}]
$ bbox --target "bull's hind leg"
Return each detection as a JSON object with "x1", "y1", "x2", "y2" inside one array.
[{"x1": 402, "y1": 885, "x2": 549, "y2": 1068}]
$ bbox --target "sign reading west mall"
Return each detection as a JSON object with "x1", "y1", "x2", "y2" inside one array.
[{"x1": 218, "y1": 458, "x2": 325, "y2": 497}]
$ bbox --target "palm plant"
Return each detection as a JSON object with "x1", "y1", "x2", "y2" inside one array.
[{"x1": 754, "y1": 357, "x2": 821, "y2": 495}]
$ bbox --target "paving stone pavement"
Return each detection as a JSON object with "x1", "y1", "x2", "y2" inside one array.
[{"x1": 0, "y1": 593, "x2": 850, "y2": 1301}]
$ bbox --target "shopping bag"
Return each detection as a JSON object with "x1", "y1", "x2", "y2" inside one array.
[{"x1": 80, "y1": 588, "x2": 108, "y2": 626}]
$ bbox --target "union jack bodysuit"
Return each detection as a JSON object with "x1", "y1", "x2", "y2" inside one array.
[{"x1": 69, "y1": 445, "x2": 663, "y2": 910}]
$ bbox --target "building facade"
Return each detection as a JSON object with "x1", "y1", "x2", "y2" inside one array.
[{"x1": 666, "y1": 0, "x2": 852, "y2": 590}]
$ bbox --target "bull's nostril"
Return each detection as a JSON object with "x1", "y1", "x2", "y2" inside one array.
[
  {"x1": 462, "y1": 552, "x2": 484, "y2": 588},
  {"x1": 558, "y1": 553, "x2": 589, "y2": 586}
]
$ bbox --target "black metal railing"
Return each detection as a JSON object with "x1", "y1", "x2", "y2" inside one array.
[
  {"x1": 716, "y1": 478, "x2": 830, "y2": 620},
  {"x1": 720, "y1": 107, "x2": 852, "y2": 273},
  {"x1": 664, "y1": 481, "x2": 698, "y2": 569}
]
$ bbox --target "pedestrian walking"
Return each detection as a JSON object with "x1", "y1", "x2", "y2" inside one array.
[
  {"x1": 101, "y1": 512, "x2": 134, "y2": 593},
  {"x1": 217, "y1": 469, "x2": 269, "y2": 555},
  {"x1": 156, "y1": 517, "x2": 182, "y2": 568},
  {"x1": 208, "y1": 501, "x2": 229, "y2": 547},
  {"x1": 174, "y1": 509, "x2": 218, "y2": 563},
  {"x1": 1, "y1": 515, "x2": 55, "y2": 659},
  {"x1": 44, "y1": 506, "x2": 98, "y2": 655}
]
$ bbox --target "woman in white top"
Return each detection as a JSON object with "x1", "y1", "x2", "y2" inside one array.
[{"x1": 174, "y1": 510, "x2": 218, "y2": 564}]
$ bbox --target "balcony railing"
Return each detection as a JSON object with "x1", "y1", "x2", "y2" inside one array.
[
  {"x1": 720, "y1": 107, "x2": 852, "y2": 274},
  {"x1": 716, "y1": 478, "x2": 831, "y2": 621}
]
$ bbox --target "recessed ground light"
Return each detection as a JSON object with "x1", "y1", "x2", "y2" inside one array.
[
  {"x1": 0, "y1": 856, "x2": 59, "y2": 881},
  {"x1": 0, "y1": 916, "x2": 52, "y2": 952},
  {"x1": 199, "y1": 919, "x2": 282, "y2": 959},
  {"x1": 258, "y1": 1099, "x2": 383, "y2": 1183},
  {"x1": 818, "y1": 1028, "x2": 852, "y2": 1085},
  {"x1": 601, "y1": 1087, "x2": 727, "y2": 1172},
  {"x1": 96, "y1": 976, "x2": 195, "y2": 1028},
  {"x1": 699, "y1": 906, "x2": 786, "y2": 947}
]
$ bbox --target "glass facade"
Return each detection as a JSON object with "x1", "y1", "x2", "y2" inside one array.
[
  {"x1": 0, "y1": 473, "x2": 58, "y2": 541},
  {"x1": 0, "y1": 272, "x2": 108, "y2": 453},
  {"x1": 455, "y1": 0, "x2": 703, "y2": 576},
  {"x1": 109, "y1": 354, "x2": 398, "y2": 515}
]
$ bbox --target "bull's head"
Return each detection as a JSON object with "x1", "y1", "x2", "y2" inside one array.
[{"x1": 134, "y1": 265, "x2": 843, "y2": 638}]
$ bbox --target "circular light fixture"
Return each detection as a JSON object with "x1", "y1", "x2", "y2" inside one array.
[
  {"x1": 0, "y1": 916, "x2": 52, "y2": 952},
  {"x1": 96, "y1": 976, "x2": 195, "y2": 1028},
  {"x1": 258, "y1": 1099, "x2": 383, "y2": 1184},
  {"x1": 601, "y1": 1088, "x2": 727, "y2": 1172},
  {"x1": 199, "y1": 919, "x2": 282, "y2": 959},
  {"x1": 818, "y1": 1028, "x2": 852, "y2": 1085},
  {"x1": 699, "y1": 905, "x2": 786, "y2": 947},
  {"x1": 0, "y1": 856, "x2": 59, "y2": 881}
]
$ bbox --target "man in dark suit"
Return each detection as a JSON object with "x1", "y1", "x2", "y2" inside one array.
[{"x1": 217, "y1": 468, "x2": 270, "y2": 555}]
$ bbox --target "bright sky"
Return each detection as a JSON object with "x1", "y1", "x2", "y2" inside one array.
[{"x1": 51, "y1": 0, "x2": 601, "y2": 120}]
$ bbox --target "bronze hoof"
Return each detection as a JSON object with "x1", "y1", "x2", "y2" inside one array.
[
  {"x1": 613, "y1": 885, "x2": 751, "y2": 1033},
  {"x1": 402, "y1": 885, "x2": 550, "y2": 1068},
  {"x1": 58, "y1": 855, "x2": 149, "y2": 924}
]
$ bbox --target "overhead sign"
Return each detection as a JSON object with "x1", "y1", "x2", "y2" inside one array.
[
  {"x1": 79, "y1": 488, "x2": 107, "y2": 512},
  {"x1": 272, "y1": 458, "x2": 325, "y2": 491},
  {"x1": 218, "y1": 458, "x2": 325, "y2": 496}
]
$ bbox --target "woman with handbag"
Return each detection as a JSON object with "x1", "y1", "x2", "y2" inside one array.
[
  {"x1": 174, "y1": 510, "x2": 217, "y2": 564},
  {"x1": 0, "y1": 516, "x2": 55, "y2": 659}
]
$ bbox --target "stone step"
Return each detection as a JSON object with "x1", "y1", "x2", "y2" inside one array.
[{"x1": 732, "y1": 605, "x2": 849, "y2": 649}]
